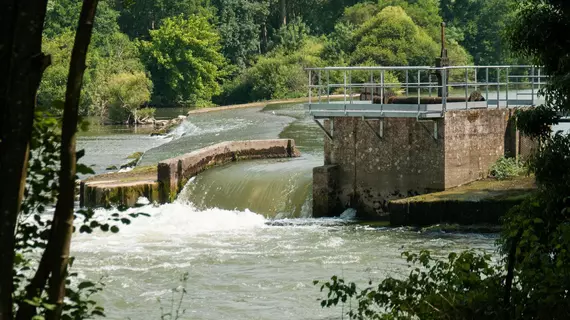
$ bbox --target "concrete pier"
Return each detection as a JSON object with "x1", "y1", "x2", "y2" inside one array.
[{"x1": 312, "y1": 108, "x2": 536, "y2": 219}]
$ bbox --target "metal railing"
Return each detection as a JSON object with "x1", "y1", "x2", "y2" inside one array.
[{"x1": 306, "y1": 65, "x2": 547, "y2": 118}]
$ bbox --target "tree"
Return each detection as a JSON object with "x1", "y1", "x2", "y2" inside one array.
[
  {"x1": 107, "y1": 72, "x2": 152, "y2": 123},
  {"x1": 350, "y1": 6, "x2": 439, "y2": 67},
  {"x1": 115, "y1": 0, "x2": 212, "y2": 39},
  {"x1": 213, "y1": 0, "x2": 268, "y2": 68},
  {"x1": 0, "y1": 1, "x2": 51, "y2": 317},
  {"x1": 139, "y1": 15, "x2": 227, "y2": 106}
]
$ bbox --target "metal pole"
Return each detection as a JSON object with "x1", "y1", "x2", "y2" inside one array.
[
  {"x1": 318, "y1": 70, "x2": 322, "y2": 103},
  {"x1": 349, "y1": 70, "x2": 352, "y2": 104},
  {"x1": 417, "y1": 69, "x2": 421, "y2": 108},
  {"x1": 506, "y1": 67, "x2": 509, "y2": 108},
  {"x1": 497, "y1": 68, "x2": 501, "y2": 109},
  {"x1": 485, "y1": 68, "x2": 489, "y2": 108},
  {"x1": 465, "y1": 67, "x2": 469, "y2": 109},
  {"x1": 530, "y1": 66, "x2": 534, "y2": 106},
  {"x1": 380, "y1": 70, "x2": 384, "y2": 112},
  {"x1": 429, "y1": 73, "x2": 432, "y2": 97},
  {"x1": 406, "y1": 69, "x2": 410, "y2": 97},
  {"x1": 343, "y1": 70, "x2": 347, "y2": 105},
  {"x1": 370, "y1": 70, "x2": 374, "y2": 103},
  {"x1": 327, "y1": 70, "x2": 330, "y2": 103},
  {"x1": 308, "y1": 69, "x2": 312, "y2": 104},
  {"x1": 442, "y1": 69, "x2": 447, "y2": 113}
]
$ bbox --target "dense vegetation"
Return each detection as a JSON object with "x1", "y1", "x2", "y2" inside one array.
[
  {"x1": 316, "y1": 0, "x2": 570, "y2": 318},
  {"x1": 38, "y1": 0, "x2": 520, "y2": 122}
]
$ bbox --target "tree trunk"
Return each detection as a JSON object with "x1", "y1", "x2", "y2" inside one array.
[
  {"x1": 0, "y1": 1, "x2": 50, "y2": 319},
  {"x1": 46, "y1": 1, "x2": 99, "y2": 319},
  {"x1": 280, "y1": 0, "x2": 287, "y2": 27}
]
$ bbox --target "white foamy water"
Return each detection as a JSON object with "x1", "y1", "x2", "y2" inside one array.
[{"x1": 71, "y1": 202, "x2": 496, "y2": 320}]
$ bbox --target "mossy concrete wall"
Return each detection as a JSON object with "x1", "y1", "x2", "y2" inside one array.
[
  {"x1": 157, "y1": 139, "x2": 300, "y2": 203},
  {"x1": 81, "y1": 139, "x2": 300, "y2": 208},
  {"x1": 313, "y1": 108, "x2": 536, "y2": 220}
]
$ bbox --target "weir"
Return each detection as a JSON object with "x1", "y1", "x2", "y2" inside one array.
[
  {"x1": 80, "y1": 139, "x2": 301, "y2": 207},
  {"x1": 307, "y1": 64, "x2": 545, "y2": 220}
]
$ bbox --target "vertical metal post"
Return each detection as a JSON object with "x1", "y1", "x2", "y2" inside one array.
[
  {"x1": 537, "y1": 67, "x2": 541, "y2": 92},
  {"x1": 380, "y1": 70, "x2": 385, "y2": 107},
  {"x1": 308, "y1": 69, "x2": 312, "y2": 104},
  {"x1": 474, "y1": 68, "x2": 478, "y2": 91},
  {"x1": 485, "y1": 67, "x2": 489, "y2": 108},
  {"x1": 531, "y1": 66, "x2": 535, "y2": 106},
  {"x1": 349, "y1": 70, "x2": 352, "y2": 104},
  {"x1": 429, "y1": 72, "x2": 432, "y2": 97},
  {"x1": 417, "y1": 69, "x2": 421, "y2": 109},
  {"x1": 370, "y1": 70, "x2": 374, "y2": 103},
  {"x1": 506, "y1": 67, "x2": 509, "y2": 108},
  {"x1": 406, "y1": 69, "x2": 410, "y2": 97},
  {"x1": 318, "y1": 70, "x2": 322, "y2": 103},
  {"x1": 465, "y1": 67, "x2": 469, "y2": 109},
  {"x1": 442, "y1": 69, "x2": 447, "y2": 113},
  {"x1": 497, "y1": 67, "x2": 501, "y2": 109},
  {"x1": 327, "y1": 70, "x2": 330, "y2": 103},
  {"x1": 343, "y1": 70, "x2": 347, "y2": 105}
]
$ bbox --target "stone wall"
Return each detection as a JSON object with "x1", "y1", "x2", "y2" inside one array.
[
  {"x1": 313, "y1": 108, "x2": 536, "y2": 219},
  {"x1": 81, "y1": 139, "x2": 300, "y2": 207},
  {"x1": 316, "y1": 117, "x2": 445, "y2": 219},
  {"x1": 157, "y1": 139, "x2": 300, "y2": 203}
]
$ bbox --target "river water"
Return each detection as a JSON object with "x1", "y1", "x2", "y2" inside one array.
[{"x1": 75, "y1": 103, "x2": 497, "y2": 319}]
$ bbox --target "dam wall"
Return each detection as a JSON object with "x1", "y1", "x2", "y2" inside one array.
[
  {"x1": 80, "y1": 139, "x2": 300, "y2": 207},
  {"x1": 313, "y1": 108, "x2": 536, "y2": 219}
]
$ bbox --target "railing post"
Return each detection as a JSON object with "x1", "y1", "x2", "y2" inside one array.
[
  {"x1": 349, "y1": 70, "x2": 352, "y2": 104},
  {"x1": 465, "y1": 67, "x2": 469, "y2": 109},
  {"x1": 343, "y1": 70, "x2": 347, "y2": 114},
  {"x1": 308, "y1": 69, "x2": 312, "y2": 104},
  {"x1": 318, "y1": 70, "x2": 322, "y2": 103},
  {"x1": 380, "y1": 70, "x2": 384, "y2": 112},
  {"x1": 506, "y1": 67, "x2": 509, "y2": 108},
  {"x1": 327, "y1": 70, "x2": 330, "y2": 103},
  {"x1": 531, "y1": 66, "x2": 535, "y2": 106},
  {"x1": 417, "y1": 69, "x2": 421, "y2": 109},
  {"x1": 370, "y1": 70, "x2": 374, "y2": 103},
  {"x1": 429, "y1": 72, "x2": 432, "y2": 97},
  {"x1": 442, "y1": 68, "x2": 447, "y2": 114},
  {"x1": 406, "y1": 69, "x2": 410, "y2": 97},
  {"x1": 485, "y1": 67, "x2": 489, "y2": 108},
  {"x1": 497, "y1": 67, "x2": 501, "y2": 109}
]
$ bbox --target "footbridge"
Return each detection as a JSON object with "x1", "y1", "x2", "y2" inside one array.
[{"x1": 307, "y1": 65, "x2": 545, "y2": 221}]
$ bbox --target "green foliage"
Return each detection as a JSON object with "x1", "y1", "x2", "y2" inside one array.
[
  {"x1": 350, "y1": 6, "x2": 438, "y2": 67},
  {"x1": 270, "y1": 17, "x2": 310, "y2": 52},
  {"x1": 106, "y1": 72, "x2": 152, "y2": 124},
  {"x1": 115, "y1": 0, "x2": 212, "y2": 39},
  {"x1": 213, "y1": 0, "x2": 268, "y2": 68},
  {"x1": 489, "y1": 156, "x2": 525, "y2": 180},
  {"x1": 139, "y1": 15, "x2": 227, "y2": 107},
  {"x1": 216, "y1": 38, "x2": 324, "y2": 104},
  {"x1": 317, "y1": 250, "x2": 505, "y2": 319}
]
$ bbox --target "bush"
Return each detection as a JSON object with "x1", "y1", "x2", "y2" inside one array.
[{"x1": 489, "y1": 156, "x2": 525, "y2": 180}]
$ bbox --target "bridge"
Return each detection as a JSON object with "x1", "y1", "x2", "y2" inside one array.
[{"x1": 307, "y1": 64, "x2": 545, "y2": 221}]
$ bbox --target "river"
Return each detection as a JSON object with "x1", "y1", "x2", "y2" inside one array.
[{"x1": 75, "y1": 103, "x2": 497, "y2": 319}]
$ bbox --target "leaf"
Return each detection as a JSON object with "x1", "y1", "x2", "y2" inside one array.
[
  {"x1": 76, "y1": 149, "x2": 85, "y2": 160},
  {"x1": 78, "y1": 281, "x2": 96, "y2": 289},
  {"x1": 77, "y1": 163, "x2": 95, "y2": 175},
  {"x1": 111, "y1": 225, "x2": 120, "y2": 233}
]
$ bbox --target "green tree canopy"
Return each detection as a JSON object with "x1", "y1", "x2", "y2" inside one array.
[
  {"x1": 350, "y1": 6, "x2": 438, "y2": 67},
  {"x1": 139, "y1": 15, "x2": 227, "y2": 107}
]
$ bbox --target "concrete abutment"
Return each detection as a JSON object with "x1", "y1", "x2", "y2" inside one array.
[{"x1": 312, "y1": 108, "x2": 536, "y2": 220}]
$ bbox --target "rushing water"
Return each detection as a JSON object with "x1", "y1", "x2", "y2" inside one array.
[{"x1": 74, "y1": 103, "x2": 497, "y2": 319}]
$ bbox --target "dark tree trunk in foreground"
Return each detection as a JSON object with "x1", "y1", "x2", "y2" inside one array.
[
  {"x1": 46, "y1": 1, "x2": 99, "y2": 319},
  {"x1": 0, "y1": 1, "x2": 50, "y2": 319},
  {"x1": 280, "y1": 0, "x2": 287, "y2": 27}
]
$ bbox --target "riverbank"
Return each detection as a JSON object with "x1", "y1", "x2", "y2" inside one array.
[{"x1": 389, "y1": 175, "x2": 536, "y2": 226}]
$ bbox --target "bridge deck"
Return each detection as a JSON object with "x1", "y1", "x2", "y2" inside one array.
[{"x1": 305, "y1": 65, "x2": 546, "y2": 119}]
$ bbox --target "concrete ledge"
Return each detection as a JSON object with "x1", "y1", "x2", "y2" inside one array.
[
  {"x1": 388, "y1": 176, "x2": 536, "y2": 226},
  {"x1": 81, "y1": 139, "x2": 301, "y2": 207}
]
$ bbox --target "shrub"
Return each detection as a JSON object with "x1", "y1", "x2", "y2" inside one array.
[{"x1": 489, "y1": 156, "x2": 525, "y2": 180}]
